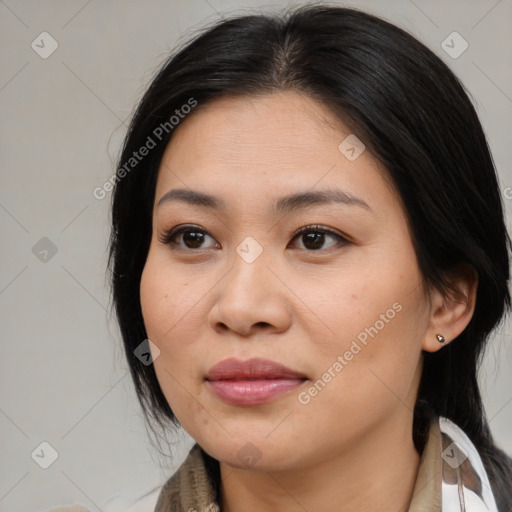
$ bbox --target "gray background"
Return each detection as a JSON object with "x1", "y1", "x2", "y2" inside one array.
[{"x1": 1, "y1": 1, "x2": 511, "y2": 511}]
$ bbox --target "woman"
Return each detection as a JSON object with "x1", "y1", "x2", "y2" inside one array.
[{"x1": 107, "y1": 4, "x2": 512, "y2": 511}]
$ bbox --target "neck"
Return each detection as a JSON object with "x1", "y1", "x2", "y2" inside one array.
[{"x1": 218, "y1": 412, "x2": 421, "y2": 512}]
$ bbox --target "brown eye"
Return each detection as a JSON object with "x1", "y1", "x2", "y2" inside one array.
[
  {"x1": 158, "y1": 225, "x2": 219, "y2": 250},
  {"x1": 289, "y1": 225, "x2": 349, "y2": 251}
]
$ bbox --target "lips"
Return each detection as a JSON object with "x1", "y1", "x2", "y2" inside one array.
[
  {"x1": 205, "y1": 357, "x2": 307, "y2": 406},
  {"x1": 205, "y1": 357, "x2": 307, "y2": 381}
]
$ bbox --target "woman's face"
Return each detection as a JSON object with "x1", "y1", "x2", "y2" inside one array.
[{"x1": 140, "y1": 91, "x2": 433, "y2": 471}]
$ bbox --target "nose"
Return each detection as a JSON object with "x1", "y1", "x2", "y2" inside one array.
[{"x1": 208, "y1": 241, "x2": 292, "y2": 337}]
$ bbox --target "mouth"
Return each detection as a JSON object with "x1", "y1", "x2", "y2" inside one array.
[{"x1": 205, "y1": 357, "x2": 308, "y2": 406}]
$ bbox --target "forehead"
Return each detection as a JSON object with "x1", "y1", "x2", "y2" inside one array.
[
  {"x1": 154, "y1": 91, "x2": 397, "y2": 214},
  {"x1": 164, "y1": 92, "x2": 348, "y2": 158}
]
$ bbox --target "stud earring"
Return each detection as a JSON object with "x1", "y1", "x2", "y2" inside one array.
[{"x1": 436, "y1": 334, "x2": 446, "y2": 343}]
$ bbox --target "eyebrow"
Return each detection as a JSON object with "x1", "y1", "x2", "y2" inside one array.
[{"x1": 156, "y1": 187, "x2": 371, "y2": 216}]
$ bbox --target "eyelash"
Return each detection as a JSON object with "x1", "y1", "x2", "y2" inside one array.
[{"x1": 157, "y1": 223, "x2": 351, "y2": 253}]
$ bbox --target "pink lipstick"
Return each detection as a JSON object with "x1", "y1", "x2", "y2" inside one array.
[{"x1": 205, "y1": 357, "x2": 307, "y2": 406}]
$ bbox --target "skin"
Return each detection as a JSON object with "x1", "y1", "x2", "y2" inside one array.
[{"x1": 139, "y1": 91, "x2": 477, "y2": 512}]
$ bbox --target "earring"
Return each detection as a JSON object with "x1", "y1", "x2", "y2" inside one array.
[{"x1": 436, "y1": 334, "x2": 446, "y2": 343}]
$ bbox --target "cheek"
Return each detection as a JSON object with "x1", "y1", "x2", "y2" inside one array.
[
  {"x1": 139, "y1": 248, "x2": 209, "y2": 377},
  {"x1": 345, "y1": 294, "x2": 425, "y2": 400},
  {"x1": 140, "y1": 263, "x2": 170, "y2": 345},
  {"x1": 139, "y1": 255, "x2": 188, "y2": 384},
  {"x1": 305, "y1": 256, "x2": 427, "y2": 399},
  {"x1": 139, "y1": 256, "x2": 202, "y2": 420},
  {"x1": 139, "y1": 249, "x2": 199, "y2": 343}
]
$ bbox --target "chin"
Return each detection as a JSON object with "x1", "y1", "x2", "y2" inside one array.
[{"x1": 200, "y1": 436, "x2": 300, "y2": 472}]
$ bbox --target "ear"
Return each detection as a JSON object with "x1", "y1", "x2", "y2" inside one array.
[{"x1": 422, "y1": 263, "x2": 478, "y2": 353}]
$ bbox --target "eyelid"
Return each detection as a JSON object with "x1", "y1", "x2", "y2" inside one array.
[{"x1": 289, "y1": 223, "x2": 349, "y2": 241}]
